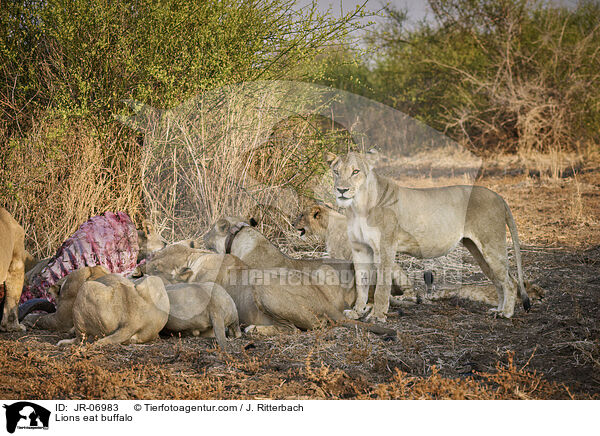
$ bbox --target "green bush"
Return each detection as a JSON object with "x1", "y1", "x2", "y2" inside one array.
[
  {"x1": 1, "y1": 0, "x2": 366, "y2": 126},
  {"x1": 0, "y1": 0, "x2": 367, "y2": 253},
  {"x1": 340, "y1": 0, "x2": 600, "y2": 153}
]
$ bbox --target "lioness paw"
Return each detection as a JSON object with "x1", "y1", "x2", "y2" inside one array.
[
  {"x1": 57, "y1": 338, "x2": 77, "y2": 348},
  {"x1": 0, "y1": 322, "x2": 25, "y2": 332},
  {"x1": 343, "y1": 309, "x2": 360, "y2": 320},
  {"x1": 365, "y1": 311, "x2": 387, "y2": 323},
  {"x1": 488, "y1": 307, "x2": 513, "y2": 319}
]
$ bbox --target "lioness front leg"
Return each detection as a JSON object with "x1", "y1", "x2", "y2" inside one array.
[
  {"x1": 367, "y1": 246, "x2": 395, "y2": 323},
  {"x1": 346, "y1": 244, "x2": 372, "y2": 320}
]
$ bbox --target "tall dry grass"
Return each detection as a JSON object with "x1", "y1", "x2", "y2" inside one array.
[
  {"x1": 135, "y1": 84, "x2": 345, "y2": 243},
  {"x1": 0, "y1": 117, "x2": 143, "y2": 258},
  {"x1": 1, "y1": 85, "x2": 348, "y2": 258}
]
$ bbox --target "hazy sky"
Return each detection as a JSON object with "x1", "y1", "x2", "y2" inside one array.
[
  {"x1": 298, "y1": 0, "x2": 581, "y2": 29},
  {"x1": 297, "y1": 0, "x2": 430, "y2": 27}
]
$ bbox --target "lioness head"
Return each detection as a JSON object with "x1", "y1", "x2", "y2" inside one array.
[
  {"x1": 294, "y1": 205, "x2": 328, "y2": 239},
  {"x1": 137, "y1": 219, "x2": 166, "y2": 261},
  {"x1": 204, "y1": 216, "x2": 257, "y2": 253},
  {"x1": 324, "y1": 149, "x2": 379, "y2": 208}
]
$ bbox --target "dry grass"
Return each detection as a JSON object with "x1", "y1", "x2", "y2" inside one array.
[
  {"x1": 0, "y1": 117, "x2": 143, "y2": 258},
  {"x1": 1, "y1": 237, "x2": 598, "y2": 400},
  {"x1": 3, "y1": 232, "x2": 598, "y2": 400},
  {"x1": 431, "y1": 2, "x2": 600, "y2": 156},
  {"x1": 0, "y1": 339, "x2": 587, "y2": 400},
  {"x1": 1, "y1": 111, "x2": 598, "y2": 400},
  {"x1": 134, "y1": 84, "x2": 346, "y2": 243},
  {"x1": 0, "y1": 87, "x2": 346, "y2": 257}
]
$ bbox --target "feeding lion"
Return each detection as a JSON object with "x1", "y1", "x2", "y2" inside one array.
[
  {"x1": 143, "y1": 241, "x2": 394, "y2": 336},
  {"x1": 21, "y1": 265, "x2": 110, "y2": 331},
  {"x1": 202, "y1": 216, "x2": 396, "y2": 336},
  {"x1": 57, "y1": 274, "x2": 169, "y2": 347},
  {"x1": 163, "y1": 281, "x2": 241, "y2": 350}
]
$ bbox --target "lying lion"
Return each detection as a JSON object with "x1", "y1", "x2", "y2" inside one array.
[
  {"x1": 204, "y1": 216, "x2": 363, "y2": 284},
  {"x1": 25, "y1": 262, "x2": 241, "y2": 349},
  {"x1": 0, "y1": 208, "x2": 27, "y2": 331},
  {"x1": 163, "y1": 281, "x2": 241, "y2": 350},
  {"x1": 145, "y1": 243, "x2": 395, "y2": 336},
  {"x1": 58, "y1": 274, "x2": 169, "y2": 346},
  {"x1": 295, "y1": 204, "x2": 352, "y2": 259},
  {"x1": 144, "y1": 244, "x2": 279, "y2": 331},
  {"x1": 202, "y1": 217, "x2": 395, "y2": 336},
  {"x1": 391, "y1": 281, "x2": 545, "y2": 307},
  {"x1": 22, "y1": 265, "x2": 110, "y2": 331}
]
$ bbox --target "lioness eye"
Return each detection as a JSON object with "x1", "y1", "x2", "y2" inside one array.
[{"x1": 352, "y1": 169, "x2": 360, "y2": 175}]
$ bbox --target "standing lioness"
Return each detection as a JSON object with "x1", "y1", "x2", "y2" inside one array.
[{"x1": 325, "y1": 149, "x2": 529, "y2": 322}]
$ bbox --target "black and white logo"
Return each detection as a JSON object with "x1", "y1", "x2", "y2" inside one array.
[{"x1": 3, "y1": 402, "x2": 50, "y2": 433}]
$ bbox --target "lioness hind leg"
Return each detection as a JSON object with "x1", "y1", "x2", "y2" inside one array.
[
  {"x1": 210, "y1": 315, "x2": 230, "y2": 350},
  {"x1": 462, "y1": 238, "x2": 516, "y2": 318},
  {"x1": 94, "y1": 327, "x2": 137, "y2": 346},
  {"x1": 1, "y1": 261, "x2": 25, "y2": 332},
  {"x1": 229, "y1": 319, "x2": 242, "y2": 339}
]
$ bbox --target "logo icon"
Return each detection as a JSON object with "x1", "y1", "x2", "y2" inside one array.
[{"x1": 3, "y1": 402, "x2": 50, "y2": 433}]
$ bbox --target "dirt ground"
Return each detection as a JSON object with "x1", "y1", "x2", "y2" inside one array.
[{"x1": 1, "y1": 156, "x2": 599, "y2": 400}]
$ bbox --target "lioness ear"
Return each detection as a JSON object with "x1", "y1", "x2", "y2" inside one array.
[
  {"x1": 311, "y1": 205, "x2": 321, "y2": 219},
  {"x1": 365, "y1": 148, "x2": 380, "y2": 168},
  {"x1": 141, "y1": 219, "x2": 153, "y2": 237},
  {"x1": 216, "y1": 218, "x2": 230, "y2": 233},
  {"x1": 323, "y1": 151, "x2": 338, "y2": 167},
  {"x1": 249, "y1": 217, "x2": 258, "y2": 227},
  {"x1": 130, "y1": 266, "x2": 143, "y2": 278},
  {"x1": 178, "y1": 267, "x2": 194, "y2": 282},
  {"x1": 48, "y1": 284, "x2": 61, "y2": 298},
  {"x1": 90, "y1": 265, "x2": 109, "y2": 279}
]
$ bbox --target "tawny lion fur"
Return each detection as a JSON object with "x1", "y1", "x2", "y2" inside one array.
[
  {"x1": 57, "y1": 274, "x2": 169, "y2": 347},
  {"x1": 0, "y1": 208, "x2": 27, "y2": 331},
  {"x1": 391, "y1": 281, "x2": 545, "y2": 307},
  {"x1": 164, "y1": 281, "x2": 241, "y2": 350},
  {"x1": 295, "y1": 204, "x2": 412, "y2": 294},
  {"x1": 325, "y1": 149, "x2": 529, "y2": 322},
  {"x1": 23, "y1": 265, "x2": 110, "y2": 331},
  {"x1": 202, "y1": 217, "x2": 396, "y2": 336}
]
